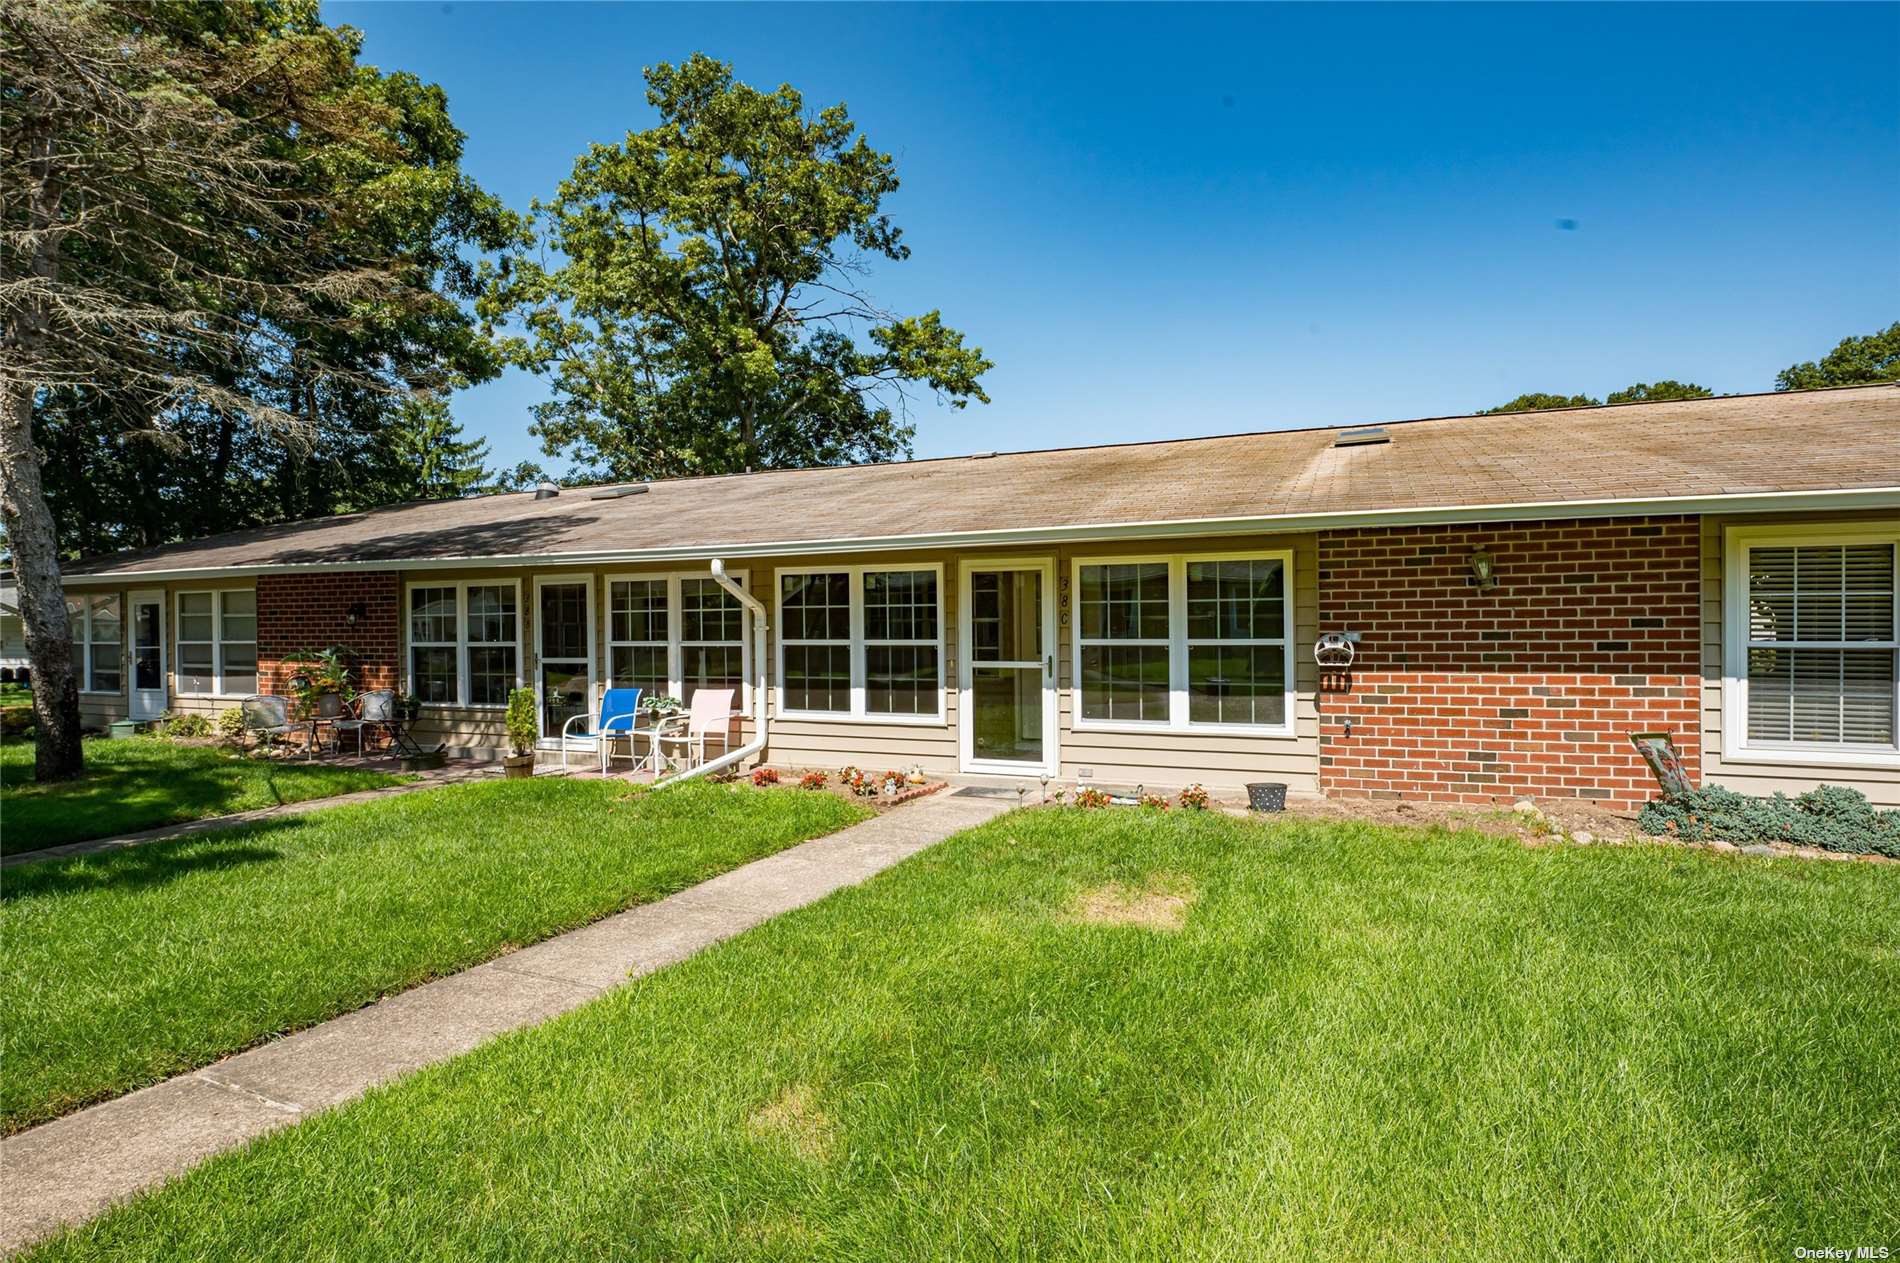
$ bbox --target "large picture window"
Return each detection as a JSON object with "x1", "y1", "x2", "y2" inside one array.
[
  {"x1": 65, "y1": 592, "x2": 122, "y2": 693},
  {"x1": 406, "y1": 582, "x2": 520, "y2": 707},
  {"x1": 602, "y1": 573, "x2": 752, "y2": 711},
  {"x1": 1073, "y1": 553, "x2": 1294, "y2": 734},
  {"x1": 774, "y1": 564, "x2": 944, "y2": 722},
  {"x1": 1735, "y1": 533, "x2": 1897, "y2": 756},
  {"x1": 175, "y1": 589, "x2": 255, "y2": 696}
]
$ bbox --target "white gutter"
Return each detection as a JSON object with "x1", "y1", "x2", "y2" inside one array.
[
  {"x1": 655, "y1": 558, "x2": 768, "y2": 788},
  {"x1": 56, "y1": 485, "x2": 1900, "y2": 584}
]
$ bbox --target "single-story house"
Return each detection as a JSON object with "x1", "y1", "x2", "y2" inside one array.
[{"x1": 52, "y1": 384, "x2": 1900, "y2": 807}]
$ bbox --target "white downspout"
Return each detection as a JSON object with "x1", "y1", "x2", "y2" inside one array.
[{"x1": 655, "y1": 558, "x2": 769, "y2": 787}]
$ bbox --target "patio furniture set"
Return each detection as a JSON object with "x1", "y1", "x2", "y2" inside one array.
[
  {"x1": 559, "y1": 687, "x2": 738, "y2": 778},
  {"x1": 239, "y1": 689, "x2": 428, "y2": 760}
]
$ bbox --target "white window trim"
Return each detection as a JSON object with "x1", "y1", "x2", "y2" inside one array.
[
  {"x1": 67, "y1": 591, "x2": 124, "y2": 696},
  {"x1": 1722, "y1": 522, "x2": 1900, "y2": 770},
  {"x1": 773, "y1": 562, "x2": 946, "y2": 726},
  {"x1": 1070, "y1": 549, "x2": 1297, "y2": 739},
  {"x1": 404, "y1": 579, "x2": 524, "y2": 710},
  {"x1": 601, "y1": 571, "x2": 753, "y2": 717},
  {"x1": 172, "y1": 588, "x2": 256, "y2": 699}
]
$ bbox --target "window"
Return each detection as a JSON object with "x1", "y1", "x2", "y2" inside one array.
[
  {"x1": 775, "y1": 564, "x2": 944, "y2": 722},
  {"x1": 1078, "y1": 562, "x2": 1170, "y2": 723},
  {"x1": 864, "y1": 570, "x2": 940, "y2": 716},
  {"x1": 680, "y1": 578, "x2": 746, "y2": 707},
  {"x1": 1073, "y1": 553, "x2": 1294, "y2": 734},
  {"x1": 603, "y1": 573, "x2": 753, "y2": 711},
  {"x1": 65, "y1": 593, "x2": 122, "y2": 693},
  {"x1": 607, "y1": 579, "x2": 669, "y2": 700},
  {"x1": 1734, "y1": 533, "x2": 1897, "y2": 757},
  {"x1": 406, "y1": 582, "x2": 520, "y2": 707},
  {"x1": 175, "y1": 589, "x2": 256, "y2": 696},
  {"x1": 1186, "y1": 559, "x2": 1286, "y2": 727},
  {"x1": 780, "y1": 572, "x2": 851, "y2": 713}
]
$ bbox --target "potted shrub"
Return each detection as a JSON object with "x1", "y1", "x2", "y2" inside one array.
[
  {"x1": 400, "y1": 691, "x2": 423, "y2": 722},
  {"x1": 503, "y1": 687, "x2": 537, "y2": 779}
]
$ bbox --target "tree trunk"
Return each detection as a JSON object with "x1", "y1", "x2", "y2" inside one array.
[{"x1": 0, "y1": 379, "x2": 84, "y2": 782}]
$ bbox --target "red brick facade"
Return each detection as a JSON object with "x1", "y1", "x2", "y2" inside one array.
[
  {"x1": 257, "y1": 572, "x2": 401, "y2": 696},
  {"x1": 1316, "y1": 516, "x2": 1701, "y2": 807}
]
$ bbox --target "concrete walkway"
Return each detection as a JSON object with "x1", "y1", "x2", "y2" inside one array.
[
  {"x1": 0, "y1": 789, "x2": 1007, "y2": 1255},
  {"x1": 2, "y1": 759, "x2": 494, "y2": 869}
]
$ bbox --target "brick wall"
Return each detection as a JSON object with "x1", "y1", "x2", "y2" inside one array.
[
  {"x1": 1316, "y1": 516, "x2": 1700, "y2": 807},
  {"x1": 257, "y1": 572, "x2": 401, "y2": 695}
]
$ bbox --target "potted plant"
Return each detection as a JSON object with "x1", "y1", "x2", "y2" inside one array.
[
  {"x1": 400, "y1": 691, "x2": 423, "y2": 722},
  {"x1": 503, "y1": 687, "x2": 537, "y2": 778},
  {"x1": 281, "y1": 647, "x2": 356, "y2": 719}
]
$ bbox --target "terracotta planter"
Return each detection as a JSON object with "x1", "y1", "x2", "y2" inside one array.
[{"x1": 502, "y1": 752, "x2": 536, "y2": 779}]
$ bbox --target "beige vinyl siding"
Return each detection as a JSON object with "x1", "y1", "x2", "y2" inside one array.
[
  {"x1": 1701, "y1": 513, "x2": 1900, "y2": 807},
  {"x1": 399, "y1": 536, "x2": 1319, "y2": 790}
]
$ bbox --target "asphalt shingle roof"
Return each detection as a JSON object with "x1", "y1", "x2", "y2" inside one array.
[{"x1": 66, "y1": 385, "x2": 1900, "y2": 576}]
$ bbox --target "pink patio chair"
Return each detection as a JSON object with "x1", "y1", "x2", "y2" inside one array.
[{"x1": 654, "y1": 688, "x2": 737, "y2": 774}]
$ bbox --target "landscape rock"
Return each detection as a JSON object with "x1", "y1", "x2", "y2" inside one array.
[
  {"x1": 1571, "y1": 831, "x2": 1595, "y2": 845},
  {"x1": 1706, "y1": 839, "x2": 1739, "y2": 853},
  {"x1": 1513, "y1": 800, "x2": 1541, "y2": 816},
  {"x1": 1740, "y1": 844, "x2": 1778, "y2": 858}
]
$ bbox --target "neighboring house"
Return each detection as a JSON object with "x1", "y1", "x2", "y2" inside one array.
[
  {"x1": 0, "y1": 576, "x2": 28, "y2": 674},
  {"x1": 53, "y1": 385, "x2": 1900, "y2": 807}
]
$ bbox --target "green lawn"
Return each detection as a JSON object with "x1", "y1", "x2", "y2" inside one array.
[
  {"x1": 25, "y1": 808, "x2": 1896, "y2": 1261},
  {"x1": 0, "y1": 682, "x2": 29, "y2": 709},
  {"x1": 1, "y1": 778, "x2": 868, "y2": 1132},
  {"x1": 0, "y1": 736, "x2": 406, "y2": 855}
]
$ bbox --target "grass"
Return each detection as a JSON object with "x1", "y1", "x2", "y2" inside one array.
[
  {"x1": 25, "y1": 808, "x2": 1897, "y2": 1261},
  {"x1": 0, "y1": 736, "x2": 407, "y2": 855},
  {"x1": 0, "y1": 683, "x2": 30, "y2": 710},
  {"x1": 0, "y1": 777, "x2": 868, "y2": 1132}
]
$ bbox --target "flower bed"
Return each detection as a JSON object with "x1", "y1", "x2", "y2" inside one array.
[{"x1": 1638, "y1": 785, "x2": 1900, "y2": 857}]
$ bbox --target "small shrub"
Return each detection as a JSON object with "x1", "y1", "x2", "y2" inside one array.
[
  {"x1": 1139, "y1": 793, "x2": 1171, "y2": 810},
  {"x1": 1638, "y1": 784, "x2": 1900, "y2": 858},
  {"x1": 799, "y1": 770, "x2": 828, "y2": 790},
  {"x1": 751, "y1": 767, "x2": 781, "y2": 787},
  {"x1": 1074, "y1": 786, "x2": 1112, "y2": 809},
  {"x1": 153, "y1": 711, "x2": 213, "y2": 740},
  {"x1": 1177, "y1": 784, "x2": 1210, "y2": 811},
  {"x1": 504, "y1": 688, "x2": 538, "y2": 758},
  {"x1": 215, "y1": 706, "x2": 248, "y2": 746}
]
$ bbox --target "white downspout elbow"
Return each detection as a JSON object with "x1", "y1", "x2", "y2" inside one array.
[{"x1": 656, "y1": 558, "x2": 769, "y2": 786}]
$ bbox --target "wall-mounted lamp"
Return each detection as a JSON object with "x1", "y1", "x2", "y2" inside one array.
[
  {"x1": 345, "y1": 600, "x2": 367, "y2": 627},
  {"x1": 1467, "y1": 549, "x2": 1499, "y2": 591}
]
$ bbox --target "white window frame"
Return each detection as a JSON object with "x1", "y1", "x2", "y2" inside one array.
[
  {"x1": 773, "y1": 562, "x2": 946, "y2": 725},
  {"x1": 403, "y1": 580, "x2": 523, "y2": 710},
  {"x1": 65, "y1": 591, "x2": 123, "y2": 695},
  {"x1": 1722, "y1": 523, "x2": 1900, "y2": 769},
  {"x1": 600, "y1": 571, "x2": 753, "y2": 717},
  {"x1": 173, "y1": 588, "x2": 257, "y2": 699},
  {"x1": 1070, "y1": 549, "x2": 1297, "y2": 738}
]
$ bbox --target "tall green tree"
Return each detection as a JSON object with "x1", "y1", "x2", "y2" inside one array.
[
  {"x1": 1605, "y1": 380, "x2": 1712, "y2": 404},
  {"x1": 486, "y1": 54, "x2": 992, "y2": 481},
  {"x1": 1776, "y1": 322, "x2": 1900, "y2": 390},
  {"x1": 1, "y1": 0, "x2": 504, "y2": 779},
  {"x1": 358, "y1": 398, "x2": 495, "y2": 506}
]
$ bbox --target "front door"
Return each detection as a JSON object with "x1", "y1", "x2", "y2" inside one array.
[
  {"x1": 959, "y1": 561, "x2": 1058, "y2": 775},
  {"x1": 128, "y1": 591, "x2": 167, "y2": 721},
  {"x1": 534, "y1": 577, "x2": 594, "y2": 741}
]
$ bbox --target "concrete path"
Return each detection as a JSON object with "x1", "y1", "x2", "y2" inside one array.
[
  {"x1": 0, "y1": 789, "x2": 1007, "y2": 1255},
  {"x1": 2, "y1": 760, "x2": 494, "y2": 870}
]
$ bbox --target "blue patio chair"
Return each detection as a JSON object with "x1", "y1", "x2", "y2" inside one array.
[{"x1": 560, "y1": 687, "x2": 642, "y2": 774}]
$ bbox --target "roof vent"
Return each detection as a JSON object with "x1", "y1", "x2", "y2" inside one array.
[
  {"x1": 587, "y1": 485, "x2": 650, "y2": 501},
  {"x1": 969, "y1": 451, "x2": 998, "y2": 460},
  {"x1": 1333, "y1": 427, "x2": 1390, "y2": 448},
  {"x1": 533, "y1": 479, "x2": 561, "y2": 500}
]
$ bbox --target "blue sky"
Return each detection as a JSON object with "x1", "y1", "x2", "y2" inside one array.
[{"x1": 329, "y1": 1, "x2": 1899, "y2": 473}]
